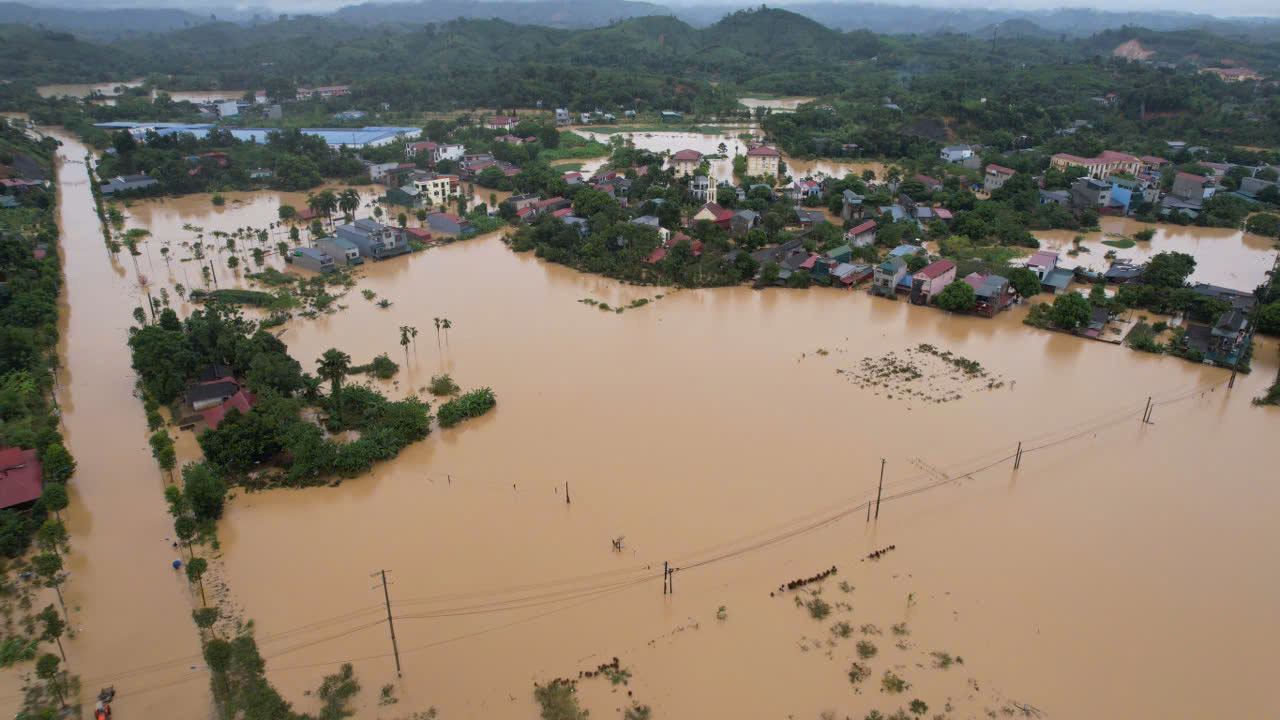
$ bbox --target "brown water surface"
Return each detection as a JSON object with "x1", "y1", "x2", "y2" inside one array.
[
  {"x1": 17, "y1": 125, "x2": 1280, "y2": 720},
  {"x1": 738, "y1": 96, "x2": 815, "y2": 111}
]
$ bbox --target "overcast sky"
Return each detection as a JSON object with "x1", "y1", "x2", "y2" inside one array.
[{"x1": 39, "y1": 0, "x2": 1280, "y2": 19}]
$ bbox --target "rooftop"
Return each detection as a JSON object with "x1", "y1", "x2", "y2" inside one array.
[{"x1": 0, "y1": 447, "x2": 43, "y2": 509}]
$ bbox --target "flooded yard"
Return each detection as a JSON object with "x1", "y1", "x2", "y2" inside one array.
[{"x1": 15, "y1": 125, "x2": 1280, "y2": 720}]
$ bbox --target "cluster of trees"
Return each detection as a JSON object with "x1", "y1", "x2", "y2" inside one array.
[
  {"x1": 96, "y1": 126, "x2": 365, "y2": 196},
  {"x1": 0, "y1": 123, "x2": 78, "y2": 558}
]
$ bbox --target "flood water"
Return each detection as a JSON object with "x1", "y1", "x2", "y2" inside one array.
[
  {"x1": 1034, "y1": 217, "x2": 1277, "y2": 289},
  {"x1": 13, "y1": 124, "x2": 1280, "y2": 720},
  {"x1": 36, "y1": 80, "x2": 144, "y2": 99},
  {"x1": 739, "y1": 96, "x2": 815, "y2": 111}
]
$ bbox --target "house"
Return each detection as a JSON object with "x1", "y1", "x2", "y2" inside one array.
[
  {"x1": 1187, "y1": 309, "x2": 1251, "y2": 364},
  {"x1": 201, "y1": 390, "x2": 258, "y2": 430},
  {"x1": 411, "y1": 172, "x2": 460, "y2": 206},
  {"x1": 963, "y1": 273, "x2": 1013, "y2": 317},
  {"x1": 1050, "y1": 150, "x2": 1141, "y2": 179},
  {"x1": 1083, "y1": 305, "x2": 1112, "y2": 338},
  {"x1": 1070, "y1": 176, "x2": 1112, "y2": 207},
  {"x1": 384, "y1": 184, "x2": 423, "y2": 208},
  {"x1": 745, "y1": 145, "x2": 781, "y2": 177},
  {"x1": 533, "y1": 197, "x2": 571, "y2": 216},
  {"x1": 671, "y1": 149, "x2": 702, "y2": 177},
  {"x1": 693, "y1": 202, "x2": 733, "y2": 230},
  {"x1": 507, "y1": 193, "x2": 541, "y2": 211},
  {"x1": 562, "y1": 172, "x2": 583, "y2": 186},
  {"x1": 795, "y1": 208, "x2": 826, "y2": 227},
  {"x1": 1026, "y1": 251, "x2": 1058, "y2": 280},
  {"x1": 940, "y1": 145, "x2": 973, "y2": 163},
  {"x1": 1141, "y1": 156, "x2": 1171, "y2": 173},
  {"x1": 296, "y1": 85, "x2": 351, "y2": 100},
  {"x1": 1039, "y1": 190, "x2": 1070, "y2": 206},
  {"x1": 0, "y1": 446, "x2": 43, "y2": 510},
  {"x1": 433, "y1": 143, "x2": 465, "y2": 165},
  {"x1": 1192, "y1": 283, "x2": 1257, "y2": 312},
  {"x1": 660, "y1": 111, "x2": 683, "y2": 122},
  {"x1": 840, "y1": 190, "x2": 864, "y2": 221},
  {"x1": 486, "y1": 115, "x2": 519, "y2": 130},
  {"x1": 1041, "y1": 268, "x2": 1073, "y2": 294},
  {"x1": 185, "y1": 378, "x2": 241, "y2": 411},
  {"x1": 403, "y1": 228, "x2": 433, "y2": 246},
  {"x1": 100, "y1": 174, "x2": 158, "y2": 195},
  {"x1": 846, "y1": 220, "x2": 876, "y2": 247},
  {"x1": 427, "y1": 212, "x2": 472, "y2": 235},
  {"x1": 832, "y1": 262, "x2": 873, "y2": 287},
  {"x1": 1240, "y1": 176, "x2": 1276, "y2": 197},
  {"x1": 791, "y1": 178, "x2": 822, "y2": 200},
  {"x1": 878, "y1": 205, "x2": 908, "y2": 223},
  {"x1": 910, "y1": 260, "x2": 956, "y2": 305},
  {"x1": 888, "y1": 244, "x2": 924, "y2": 258},
  {"x1": 249, "y1": 168, "x2": 273, "y2": 180},
  {"x1": 1105, "y1": 260, "x2": 1145, "y2": 284},
  {"x1": 731, "y1": 209, "x2": 761, "y2": 236},
  {"x1": 689, "y1": 175, "x2": 714, "y2": 202},
  {"x1": 555, "y1": 108, "x2": 570, "y2": 126},
  {"x1": 289, "y1": 246, "x2": 337, "y2": 273},
  {"x1": 1171, "y1": 172, "x2": 1208, "y2": 202},
  {"x1": 367, "y1": 162, "x2": 402, "y2": 184},
  {"x1": 984, "y1": 165, "x2": 1016, "y2": 192},
  {"x1": 912, "y1": 174, "x2": 943, "y2": 192},
  {"x1": 314, "y1": 236, "x2": 364, "y2": 266},
  {"x1": 826, "y1": 244, "x2": 854, "y2": 263},
  {"x1": 872, "y1": 257, "x2": 909, "y2": 297},
  {"x1": 405, "y1": 141, "x2": 436, "y2": 160},
  {"x1": 630, "y1": 215, "x2": 670, "y2": 244},
  {"x1": 337, "y1": 218, "x2": 408, "y2": 260}
]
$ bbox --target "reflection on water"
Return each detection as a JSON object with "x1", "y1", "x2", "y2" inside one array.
[{"x1": 27, "y1": 123, "x2": 1280, "y2": 720}]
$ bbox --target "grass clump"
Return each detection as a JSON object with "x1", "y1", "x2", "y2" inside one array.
[
  {"x1": 832, "y1": 621, "x2": 853, "y2": 638},
  {"x1": 881, "y1": 670, "x2": 908, "y2": 694},
  {"x1": 839, "y1": 581, "x2": 853, "y2": 593},
  {"x1": 930, "y1": 651, "x2": 954, "y2": 669},
  {"x1": 860, "y1": 623, "x2": 882, "y2": 635},
  {"x1": 806, "y1": 597, "x2": 832, "y2": 620},
  {"x1": 909, "y1": 699, "x2": 928, "y2": 715},
  {"x1": 603, "y1": 666, "x2": 631, "y2": 685},
  {"x1": 856, "y1": 640, "x2": 878, "y2": 659},
  {"x1": 848, "y1": 662, "x2": 871, "y2": 685},
  {"x1": 891, "y1": 622, "x2": 910, "y2": 636},
  {"x1": 1102, "y1": 238, "x2": 1136, "y2": 249},
  {"x1": 428, "y1": 373, "x2": 460, "y2": 396},
  {"x1": 437, "y1": 387, "x2": 497, "y2": 427},
  {"x1": 534, "y1": 681, "x2": 587, "y2": 720}
]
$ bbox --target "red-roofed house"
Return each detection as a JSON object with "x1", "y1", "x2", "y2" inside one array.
[
  {"x1": 0, "y1": 447, "x2": 43, "y2": 510},
  {"x1": 692, "y1": 203, "x2": 733, "y2": 230},
  {"x1": 846, "y1": 219, "x2": 877, "y2": 247},
  {"x1": 912, "y1": 174, "x2": 943, "y2": 192},
  {"x1": 534, "y1": 197, "x2": 571, "y2": 215},
  {"x1": 934, "y1": 208, "x2": 953, "y2": 222},
  {"x1": 984, "y1": 165, "x2": 1017, "y2": 192},
  {"x1": 745, "y1": 145, "x2": 781, "y2": 176},
  {"x1": 1027, "y1": 251, "x2": 1058, "y2": 280},
  {"x1": 406, "y1": 141, "x2": 437, "y2": 160},
  {"x1": 486, "y1": 115, "x2": 519, "y2": 130},
  {"x1": 552, "y1": 207, "x2": 572, "y2": 218},
  {"x1": 1050, "y1": 150, "x2": 1140, "y2": 179},
  {"x1": 910, "y1": 260, "x2": 956, "y2": 305},
  {"x1": 642, "y1": 247, "x2": 668, "y2": 264},
  {"x1": 670, "y1": 149, "x2": 703, "y2": 177},
  {"x1": 563, "y1": 172, "x2": 583, "y2": 185},
  {"x1": 201, "y1": 391, "x2": 258, "y2": 430},
  {"x1": 403, "y1": 227, "x2": 433, "y2": 244},
  {"x1": 1140, "y1": 155, "x2": 1170, "y2": 173}
]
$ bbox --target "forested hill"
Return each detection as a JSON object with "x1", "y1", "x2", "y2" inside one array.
[{"x1": 331, "y1": 0, "x2": 671, "y2": 29}]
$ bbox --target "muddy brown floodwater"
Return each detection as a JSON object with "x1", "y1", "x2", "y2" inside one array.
[
  {"x1": 738, "y1": 96, "x2": 815, "y2": 111},
  {"x1": 15, "y1": 125, "x2": 1280, "y2": 720}
]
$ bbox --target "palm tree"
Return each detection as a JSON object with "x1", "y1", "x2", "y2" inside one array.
[
  {"x1": 433, "y1": 317, "x2": 442, "y2": 348},
  {"x1": 398, "y1": 325, "x2": 411, "y2": 360},
  {"x1": 316, "y1": 348, "x2": 352, "y2": 418},
  {"x1": 339, "y1": 189, "x2": 360, "y2": 221},
  {"x1": 408, "y1": 326, "x2": 419, "y2": 352},
  {"x1": 441, "y1": 318, "x2": 452, "y2": 345}
]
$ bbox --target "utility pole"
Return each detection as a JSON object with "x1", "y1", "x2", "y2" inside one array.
[
  {"x1": 874, "y1": 458, "x2": 885, "y2": 520},
  {"x1": 1141, "y1": 396, "x2": 1151, "y2": 425},
  {"x1": 1014, "y1": 441, "x2": 1023, "y2": 470},
  {"x1": 565, "y1": 481, "x2": 570, "y2": 505},
  {"x1": 373, "y1": 570, "x2": 402, "y2": 676},
  {"x1": 663, "y1": 561, "x2": 668, "y2": 595}
]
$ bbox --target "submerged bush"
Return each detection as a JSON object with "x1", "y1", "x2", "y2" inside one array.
[{"x1": 437, "y1": 387, "x2": 497, "y2": 428}]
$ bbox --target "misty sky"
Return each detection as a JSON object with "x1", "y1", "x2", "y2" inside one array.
[{"x1": 34, "y1": 0, "x2": 1280, "y2": 19}]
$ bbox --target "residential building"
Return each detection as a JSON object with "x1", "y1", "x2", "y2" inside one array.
[
  {"x1": 1050, "y1": 150, "x2": 1141, "y2": 179},
  {"x1": 832, "y1": 262, "x2": 873, "y2": 287},
  {"x1": 984, "y1": 165, "x2": 1016, "y2": 192},
  {"x1": 403, "y1": 228, "x2": 433, "y2": 246},
  {"x1": 888, "y1": 244, "x2": 924, "y2": 258},
  {"x1": 1240, "y1": 176, "x2": 1277, "y2": 197},
  {"x1": 872, "y1": 256, "x2": 909, "y2": 297},
  {"x1": 730, "y1": 209, "x2": 761, "y2": 236},
  {"x1": 910, "y1": 260, "x2": 956, "y2": 305},
  {"x1": 745, "y1": 145, "x2": 781, "y2": 177},
  {"x1": 1200, "y1": 67, "x2": 1263, "y2": 82},
  {"x1": 486, "y1": 115, "x2": 519, "y2": 130},
  {"x1": 367, "y1": 162, "x2": 402, "y2": 184},
  {"x1": 1171, "y1": 172, "x2": 1209, "y2": 202},
  {"x1": 671, "y1": 149, "x2": 703, "y2": 177},
  {"x1": 384, "y1": 184, "x2": 423, "y2": 208},
  {"x1": 939, "y1": 145, "x2": 973, "y2": 163},
  {"x1": 412, "y1": 173, "x2": 460, "y2": 207},
  {"x1": 533, "y1": 197, "x2": 571, "y2": 216},
  {"x1": 1070, "y1": 176, "x2": 1112, "y2": 207},
  {"x1": 434, "y1": 143, "x2": 465, "y2": 165},
  {"x1": 337, "y1": 218, "x2": 407, "y2": 260},
  {"x1": 100, "y1": 174, "x2": 158, "y2": 195},
  {"x1": 289, "y1": 246, "x2": 336, "y2": 273},
  {"x1": 200, "y1": 389, "x2": 257, "y2": 430},
  {"x1": 1026, "y1": 251, "x2": 1058, "y2": 280},
  {"x1": 185, "y1": 378, "x2": 240, "y2": 412},
  {"x1": 1104, "y1": 260, "x2": 1145, "y2": 284},
  {"x1": 795, "y1": 208, "x2": 827, "y2": 227},
  {"x1": 1039, "y1": 190, "x2": 1070, "y2": 206},
  {"x1": 296, "y1": 85, "x2": 351, "y2": 100},
  {"x1": 405, "y1": 141, "x2": 436, "y2": 160},
  {"x1": 0, "y1": 446, "x2": 43, "y2": 510},
  {"x1": 963, "y1": 273, "x2": 1013, "y2": 317},
  {"x1": 1140, "y1": 155, "x2": 1171, "y2": 173},
  {"x1": 555, "y1": 108, "x2": 570, "y2": 126},
  {"x1": 630, "y1": 216, "x2": 670, "y2": 244},
  {"x1": 1192, "y1": 283, "x2": 1257, "y2": 312},
  {"x1": 249, "y1": 168, "x2": 273, "y2": 180},
  {"x1": 840, "y1": 190, "x2": 864, "y2": 221},
  {"x1": 693, "y1": 202, "x2": 733, "y2": 230},
  {"x1": 216, "y1": 101, "x2": 239, "y2": 118},
  {"x1": 314, "y1": 236, "x2": 364, "y2": 266},
  {"x1": 1041, "y1": 268, "x2": 1073, "y2": 294},
  {"x1": 845, "y1": 220, "x2": 876, "y2": 247},
  {"x1": 912, "y1": 174, "x2": 943, "y2": 192},
  {"x1": 791, "y1": 178, "x2": 822, "y2": 200},
  {"x1": 427, "y1": 212, "x2": 472, "y2": 235},
  {"x1": 689, "y1": 175, "x2": 714, "y2": 202}
]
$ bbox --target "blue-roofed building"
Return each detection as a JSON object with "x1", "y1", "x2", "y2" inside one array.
[{"x1": 888, "y1": 244, "x2": 924, "y2": 258}]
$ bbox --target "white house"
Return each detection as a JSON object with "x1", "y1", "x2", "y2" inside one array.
[{"x1": 939, "y1": 145, "x2": 973, "y2": 163}]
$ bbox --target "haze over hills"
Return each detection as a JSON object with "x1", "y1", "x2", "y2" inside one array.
[{"x1": 6, "y1": 0, "x2": 1280, "y2": 42}]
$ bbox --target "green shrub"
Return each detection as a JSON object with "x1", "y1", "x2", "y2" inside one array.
[
  {"x1": 437, "y1": 388, "x2": 497, "y2": 428},
  {"x1": 429, "y1": 373, "x2": 460, "y2": 396}
]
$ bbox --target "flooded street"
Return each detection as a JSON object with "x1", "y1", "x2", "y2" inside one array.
[{"x1": 19, "y1": 123, "x2": 1280, "y2": 720}]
